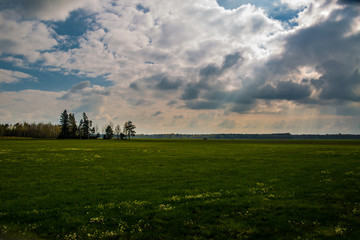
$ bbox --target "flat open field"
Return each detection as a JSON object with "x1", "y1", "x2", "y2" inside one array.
[{"x1": 1, "y1": 139, "x2": 360, "y2": 239}]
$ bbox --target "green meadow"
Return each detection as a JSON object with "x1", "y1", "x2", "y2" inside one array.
[{"x1": 1, "y1": 139, "x2": 360, "y2": 239}]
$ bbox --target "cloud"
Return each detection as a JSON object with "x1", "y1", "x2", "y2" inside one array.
[
  {"x1": 312, "y1": 65, "x2": 360, "y2": 102},
  {"x1": 266, "y1": 4, "x2": 360, "y2": 104},
  {"x1": 167, "y1": 100, "x2": 178, "y2": 106},
  {"x1": 129, "y1": 82, "x2": 140, "y2": 91},
  {"x1": 69, "y1": 80, "x2": 90, "y2": 93},
  {"x1": 126, "y1": 98, "x2": 154, "y2": 107},
  {"x1": 0, "y1": 89, "x2": 65, "y2": 123},
  {"x1": 173, "y1": 115, "x2": 184, "y2": 119},
  {"x1": 0, "y1": 11, "x2": 57, "y2": 62},
  {"x1": 337, "y1": 0, "x2": 360, "y2": 5},
  {"x1": 2, "y1": 0, "x2": 101, "y2": 21},
  {"x1": 0, "y1": 69, "x2": 36, "y2": 84},
  {"x1": 181, "y1": 88, "x2": 200, "y2": 100},
  {"x1": 152, "y1": 111, "x2": 162, "y2": 116},
  {"x1": 59, "y1": 80, "x2": 110, "y2": 100},
  {"x1": 155, "y1": 76, "x2": 183, "y2": 90},
  {"x1": 185, "y1": 100, "x2": 224, "y2": 110},
  {"x1": 225, "y1": 2, "x2": 360, "y2": 114},
  {"x1": 181, "y1": 52, "x2": 243, "y2": 101},
  {"x1": 131, "y1": 74, "x2": 183, "y2": 92},
  {"x1": 218, "y1": 119, "x2": 236, "y2": 129},
  {"x1": 255, "y1": 80, "x2": 312, "y2": 100}
]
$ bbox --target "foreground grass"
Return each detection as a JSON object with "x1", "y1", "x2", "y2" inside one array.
[{"x1": 0, "y1": 139, "x2": 360, "y2": 239}]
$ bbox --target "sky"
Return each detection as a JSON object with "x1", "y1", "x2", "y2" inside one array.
[{"x1": 0, "y1": 0, "x2": 360, "y2": 134}]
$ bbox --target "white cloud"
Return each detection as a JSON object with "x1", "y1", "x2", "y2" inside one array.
[
  {"x1": 40, "y1": 0, "x2": 284, "y2": 89},
  {"x1": 0, "y1": 11, "x2": 57, "y2": 62},
  {"x1": 0, "y1": 69, "x2": 36, "y2": 84},
  {"x1": 291, "y1": 0, "x2": 343, "y2": 29}
]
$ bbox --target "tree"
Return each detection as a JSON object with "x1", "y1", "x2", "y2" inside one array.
[
  {"x1": 59, "y1": 110, "x2": 69, "y2": 138},
  {"x1": 79, "y1": 112, "x2": 92, "y2": 139},
  {"x1": 68, "y1": 113, "x2": 78, "y2": 138},
  {"x1": 105, "y1": 124, "x2": 114, "y2": 139},
  {"x1": 90, "y1": 127, "x2": 96, "y2": 139},
  {"x1": 123, "y1": 121, "x2": 136, "y2": 140},
  {"x1": 114, "y1": 124, "x2": 121, "y2": 139}
]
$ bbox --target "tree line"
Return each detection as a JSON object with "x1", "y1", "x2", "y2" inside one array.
[
  {"x1": 0, "y1": 110, "x2": 136, "y2": 139},
  {"x1": 59, "y1": 110, "x2": 136, "y2": 140},
  {"x1": 0, "y1": 122, "x2": 60, "y2": 138}
]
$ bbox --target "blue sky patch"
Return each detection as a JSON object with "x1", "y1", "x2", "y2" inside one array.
[
  {"x1": 51, "y1": 9, "x2": 96, "y2": 37},
  {"x1": 0, "y1": 59, "x2": 111, "y2": 92},
  {"x1": 216, "y1": 0, "x2": 302, "y2": 25}
]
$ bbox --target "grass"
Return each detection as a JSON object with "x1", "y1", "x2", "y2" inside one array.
[{"x1": 0, "y1": 139, "x2": 360, "y2": 239}]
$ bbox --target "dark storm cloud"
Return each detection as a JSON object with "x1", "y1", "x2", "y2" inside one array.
[
  {"x1": 241, "y1": 5, "x2": 360, "y2": 108},
  {"x1": 181, "y1": 52, "x2": 242, "y2": 101},
  {"x1": 185, "y1": 100, "x2": 224, "y2": 110},
  {"x1": 229, "y1": 90, "x2": 257, "y2": 113},
  {"x1": 278, "y1": 6, "x2": 360, "y2": 103},
  {"x1": 133, "y1": 74, "x2": 183, "y2": 92},
  {"x1": 337, "y1": 0, "x2": 360, "y2": 5},
  {"x1": 312, "y1": 65, "x2": 360, "y2": 102},
  {"x1": 199, "y1": 52, "x2": 242, "y2": 82},
  {"x1": 203, "y1": 90, "x2": 229, "y2": 102},
  {"x1": 256, "y1": 80, "x2": 312, "y2": 100},
  {"x1": 129, "y1": 82, "x2": 139, "y2": 91},
  {"x1": 155, "y1": 76, "x2": 182, "y2": 90},
  {"x1": 181, "y1": 87, "x2": 200, "y2": 100},
  {"x1": 180, "y1": 5, "x2": 360, "y2": 115},
  {"x1": 230, "y1": 103, "x2": 255, "y2": 114}
]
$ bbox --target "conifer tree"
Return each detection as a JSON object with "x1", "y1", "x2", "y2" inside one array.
[
  {"x1": 68, "y1": 113, "x2": 78, "y2": 138},
  {"x1": 59, "y1": 110, "x2": 69, "y2": 138},
  {"x1": 105, "y1": 124, "x2": 114, "y2": 139},
  {"x1": 79, "y1": 112, "x2": 92, "y2": 139}
]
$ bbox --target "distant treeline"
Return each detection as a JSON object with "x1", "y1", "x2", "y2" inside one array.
[
  {"x1": 135, "y1": 133, "x2": 360, "y2": 140},
  {"x1": 0, "y1": 110, "x2": 136, "y2": 140},
  {"x1": 0, "y1": 122, "x2": 60, "y2": 138},
  {"x1": 1, "y1": 122, "x2": 359, "y2": 140}
]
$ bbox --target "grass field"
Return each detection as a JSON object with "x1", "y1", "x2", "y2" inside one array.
[{"x1": 1, "y1": 139, "x2": 360, "y2": 239}]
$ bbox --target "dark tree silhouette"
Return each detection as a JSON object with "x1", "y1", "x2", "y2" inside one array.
[
  {"x1": 68, "y1": 113, "x2": 78, "y2": 139},
  {"x1": 105, "y1": 124, "x2": 114, "y2": 139},
  {"x1": 79, "y1": 112, "x2": 92, "y2": 139},
  {"x1": 59, "y1": 110, "x2": 69, "y2": 138},
  {"x1": 123, "y1": 121, "x2": 136, "y2": 140}
]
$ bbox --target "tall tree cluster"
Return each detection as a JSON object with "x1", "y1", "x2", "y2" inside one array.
[{"x1": 58, "y1": 110, "x2": 97, "y2": 139}]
